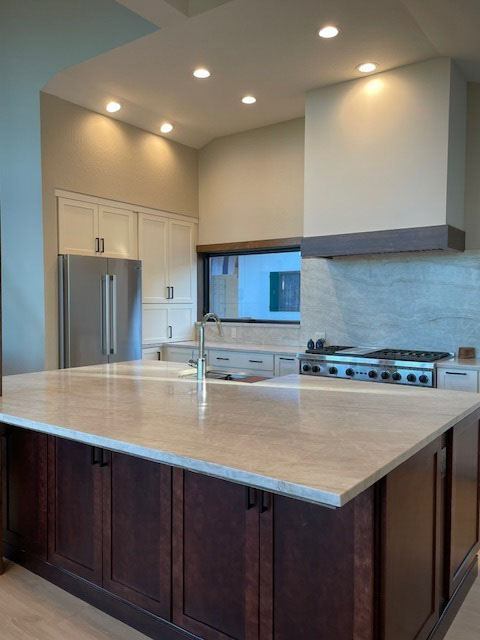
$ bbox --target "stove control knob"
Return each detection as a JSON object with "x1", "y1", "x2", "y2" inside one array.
[
  {"x1": 407, "y1": 373, "x2": 417, "y2": 383},
  {"x1": 346, "y1": 368, "x2": 355, "y2": 377},
  {"x1": 312, "y1": 365, "x2": 321, "y2": 373},
  {"x1": 368, "y1": 370, "x2": 377, "y2": 379},
  {"x1": 302, "y1": 364, "x2": 311, "y2": 372},
  {"x1": 381, "y1": 371, "x2": 390, "y2": 380},
  {"x1": 329, "y1": 366, "x2": 338, "y2": 375},
  {"x1": 392, "y1": 372, "x2": 402, "y2": 381},
  {"x1": 419, "y1": 374, "x2": 429, "y2": 384}
]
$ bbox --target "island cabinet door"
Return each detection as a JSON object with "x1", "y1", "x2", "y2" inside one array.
[
  {"x1": 447, "y1": 413, "x2": 480, "y2": 597},
  {"x1": 102, "y1": 451, "x2": 172, "y2": 618},
  {"x1": 380, "y1": 437, "x2": 444, "y2": 640},
  {"x1": 47, "y1": 436, "x2": 103, "y2": 585},
  {"x1": 172, "y1": 469, "x2": 260, "y2": 640},
  {"x1": 2, "y1": 425, "x2": 48, "y2": 559},
  {"x1": 258, "y1": 488, "x2": 375, "y2": 640}
]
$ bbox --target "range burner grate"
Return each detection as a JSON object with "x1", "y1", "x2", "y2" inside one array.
[
  {"x1": 364, "y1": 349, "x2": 451, "y2": 363},
  {"x1": 305, "y1": 345, "x2": 353, "y2": 355}
]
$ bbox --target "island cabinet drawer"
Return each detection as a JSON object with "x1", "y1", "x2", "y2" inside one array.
[
  {"x1": 209, "y1": 349, "x2": 274, "y2": 372},
  {"x1": 274, "y1": 355, "x2": 299, "y2": 376},
  {"x1": 436, "y1": 368, "x2": 478, "y2": 392}
]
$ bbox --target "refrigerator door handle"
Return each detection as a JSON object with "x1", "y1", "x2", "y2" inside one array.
[
  {"x1": 110, "y1": 275, "x2": 118, "y2": 355},
  {"x1": 101, "y1": 275, "x2": 111, "y2": 355}
]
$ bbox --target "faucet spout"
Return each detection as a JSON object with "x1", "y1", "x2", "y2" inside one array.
[{"x1": 195, "y1": 313, "x2": 223, "y2": 380}]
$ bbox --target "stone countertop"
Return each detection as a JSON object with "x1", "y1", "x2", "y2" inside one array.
[
  {"x1": 436, "y1": 357, "x2": 480, "y2": 370},
  {"x1": 0, "y1": 361, "x2": 478, "y2": 508},
  {"x1": 161, "y1": 341, "x2": 304, "y2": 355}
]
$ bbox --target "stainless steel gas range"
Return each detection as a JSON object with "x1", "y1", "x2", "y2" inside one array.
[{"x1": 297, "y1": 346, "x2": 452, "y2": 388}]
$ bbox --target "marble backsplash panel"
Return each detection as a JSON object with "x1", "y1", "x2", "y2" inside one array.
[
  {"x1": 203, "y1": 250, "x2": 480, "y2": 354},
  {"x1": 301, "y1": 250, "x2": 480, "y2": 355}
]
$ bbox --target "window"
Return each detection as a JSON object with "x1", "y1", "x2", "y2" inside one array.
[{"x1": 206, "y1": 250, "x2": 301, "y2": 323}]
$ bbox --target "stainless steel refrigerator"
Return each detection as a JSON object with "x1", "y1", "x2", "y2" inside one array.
[{"x1": 59, "y1": 254, "x2": 142, "y2": 368}]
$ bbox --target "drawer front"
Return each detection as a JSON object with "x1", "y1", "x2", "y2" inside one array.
[
  {"x1": 437, "y1": 369, "x2": 478, "y2": 392},
  {"x1": 275, "y1": 355, "x2": 299, "y2": 376},
  {"x1": 209, "y1": 350, "x2": 274, "y2": 372}
]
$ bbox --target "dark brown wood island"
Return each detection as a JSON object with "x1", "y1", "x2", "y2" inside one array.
[{"x1": 0, "y1": 361, "x2": 479, "y2": 640}]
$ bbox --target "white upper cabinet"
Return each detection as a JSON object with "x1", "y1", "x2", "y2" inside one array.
[
  {"x1": 167, "y1": 220, "x2": 194, "y2": 304},
  {"x1": 138, "y1": 213, "x2": 169, "y2": 303},
  {"x1": 98, "y1": 205, "x2": 137, "y2": 259},
  {"x1": 138, "y1": 214, "x2": 195, "y2": 305},
  {"x1": 58, "y1": 198, "x2": 99, "y2": 256}
]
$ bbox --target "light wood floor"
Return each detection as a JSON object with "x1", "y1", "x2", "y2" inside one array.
[{"x1": 0, "y1": 559, "x2": 479, "y2": 639}]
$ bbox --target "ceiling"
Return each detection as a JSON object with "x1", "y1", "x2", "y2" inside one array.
[{"x1": 42, "y1": 0, "x2": 480, "y2": 149}]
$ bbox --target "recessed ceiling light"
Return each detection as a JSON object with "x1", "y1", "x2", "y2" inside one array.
[
  {"x1": 357, "y1": 62, "x2": 377, "y2": 73},
  {"x1": 193, "y1": 68, "x2": 211, "y2": 78},
  {"x1": 318, "y1": 25, "x2": 339, "y2": 39},
  {"x1": 242, "y1": 96, "x2": 256, "y2": 104},
  {"x1": 160, "y1": 123, "x2": 174, "y2": 133},
  {"x1": 106, "y1": 101, "x2": 121, "y2": 113}
]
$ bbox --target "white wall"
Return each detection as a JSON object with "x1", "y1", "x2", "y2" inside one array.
[
  {"x1": 0, "y1": 0, "x2": 155, "y2": 374},
  {"x1": 198, "y1": 118, "x2": 304, "y2": 244},
  {"x1": 304, "y1": 58, "x2": 466, "y2": 237}
]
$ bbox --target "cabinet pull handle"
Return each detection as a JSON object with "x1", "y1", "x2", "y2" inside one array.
[
  {"x1": 100, "y1": 238, "x2": 105, "y2": 253},
  {"x1": 279, "y1": 357, "x2": 295, "y2": 361},
  {"x1": 216, "y1": 357, "x2": 229, "y2": 361},
  {"x1": 445, "y1": 371, "x2": 467, "y2": 376},
  {"x1": 249, "y1": 360, "x2": 263, "y2": 364},
  {"x1": 168, "y1": 325, "x2": 173, "y2": 339},
  {"x1": 100, "y1": 449, "x2": 110, "y2": 467},
  {"x1": 246, "y1": 487, "x2": 257, "y2": 510},
  {"x1": 171, "y1": 286, "x2": 174, "y2": 299},
  {"x1": 95, "y1": 237, "x2": 100, "y2": 253},
  {"x1": 259, "y1": 490, "x2": 270, "y2": 513},
  {"x1": 166, "y1": 286, "x2": 171, "y2": 299},
  {"x1": 91, "y1": 447, "x2": 101, "y2": 465}
]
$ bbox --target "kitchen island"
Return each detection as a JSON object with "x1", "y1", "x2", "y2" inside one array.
[{"x1": 1, "y1": 361, "x2": 479, "y2": 640}]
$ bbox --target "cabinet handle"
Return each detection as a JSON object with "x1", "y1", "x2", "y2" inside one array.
[
  {"x1": 91, "y1": 447, "x2": 101, "y2": 465},
  {"x1": 171, "y1": 286, "x2": 174, "y2": 299},
  {"x1": 249, "y1": 360, "x2": 263, "y2": 364},
  {"x1": 100, "y1": 238, "x2": 105, "y2": 253},
  {"x1": 216, "y1": 357, "x2": 229, "y2": 361},
  {"x1": 259, "y1": 490, "x2": 270, "y2": 513},
  {"x1": 168, "y1": 325, "x2": 173, "y2": 339},
  {"x1": 100, "y1": 449, "x2": 110, "y2": 467},
  {"x1": 95, "y1": 237, "x2": 100, "y2": 253},
  {"x1": 245, "y1": 487, "x2": 257, "y2": 510},
  {"x1": 166, "y1": 286, "x2": 171, "y2": 299},
  {"x1": 445, "y1": 371, "x2": 467, "y2": 376},
  {"x1": 279, "y1": 357, "x2": 295, "y2": 361}
]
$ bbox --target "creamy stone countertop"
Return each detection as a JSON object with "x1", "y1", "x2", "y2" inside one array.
[
  {"x1": 162, "y1": 341, "x2": 304, "y2": 355},
  {"x1": 0, "y1": 361, "x2": 479, "y2": 508},
  {"x1": 436, "y1": 357, "x2": 480, "y2": 370}
]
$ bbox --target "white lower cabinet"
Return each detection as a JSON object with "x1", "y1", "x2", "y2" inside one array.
[
  {"x1": 436, "y1": 368, "x2": 479, "y2": 392},
  {"x1": 164, "y1": 347, "x2": 199, "y2": 364},
  {"x1": 143, "y1": 304, "x2": 194, "y2": 346},
  {"x1": 142, "y1": 347, "x2": 161, "y2": 361},
  {"x1": 274, "y1": 355, "x2": 299, "y2": 376}
]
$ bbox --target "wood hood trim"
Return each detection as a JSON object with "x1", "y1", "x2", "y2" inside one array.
[
  {"x1": 197, "y1": 236, "x2": 301, "y2": 254},
  {"x1": 301, "y1": 225, "x2": 465, "y2": 258}
]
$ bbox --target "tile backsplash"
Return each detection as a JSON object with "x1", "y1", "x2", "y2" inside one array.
[{"x1": 203, "y1": 250, "x2": 480, "y2": 355}]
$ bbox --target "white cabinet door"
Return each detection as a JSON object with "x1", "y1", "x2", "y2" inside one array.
[
  {"x1": 98, "y1": 205, "x2": 137, "y2": 259},
  {"x1": 164, "y1": 347, "x2": 196, "y2": 364},
  {"x1": 58, "y1": 198, "x2": 99, "y2": 256},
  {"x1": 138, "y1": 213, "x2": 169, "y2": 303},
  {"x1": 142, "y1": 304, "x2": 169, "y2": 345},
  {"x1": 436, "y1": 369, "x2": 479, "y2": 392},
  {"x1": 168, "y1": 305, "x2": 194, "y2": 342},
  {"x1": 142, "y1": 347, "x2": 160, "y2": 361},
  {"x1": 168, "y1": 220, "x2": 194, "y2": 303},
  {"x1": 274, "y1": 355, "x2": 299, "y2": 376}
]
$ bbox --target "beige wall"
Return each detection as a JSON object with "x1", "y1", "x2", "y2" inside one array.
[
  {"x1": 41, "y1": 92, "x2": 198, "y2": 369},
  {"x1": 198, "y1": 118, "x2": 304, "y2": 244},
  {"x1": 304, "y1": 58, "x2": 466, "y2": 237},
  {"x1": 466, "y1": 83, "x2": 480, "y2": 249}
]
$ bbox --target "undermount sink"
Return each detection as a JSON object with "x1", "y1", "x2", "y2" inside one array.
[{"x1": 178, "y1": 369, "x2": 266, "y2": 382}]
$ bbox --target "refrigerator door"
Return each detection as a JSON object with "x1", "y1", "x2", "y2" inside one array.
[
  {"x1": 60, "y1": 254, "x2": 109, "y2": 368},
  {"x1": 106, "y1": 258, "x2": 142, "y2": 363}
]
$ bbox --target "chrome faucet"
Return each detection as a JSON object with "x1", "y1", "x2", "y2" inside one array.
[{"x1": 191, "y1": 313, "x2": 223, "y2": 380}]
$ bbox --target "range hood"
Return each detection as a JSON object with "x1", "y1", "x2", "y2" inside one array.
[
  {"x1": 301, "y1": 224, "x2": 465, "y2": 258},
  {"x1": 303, "y1": 59, "x2": 467, "y2": 257}
]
